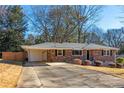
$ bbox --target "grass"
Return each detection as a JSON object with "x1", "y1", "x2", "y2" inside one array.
[
  {"x1": 0, "y1": 60, "x2": 23, "y2": 88},
  {"x1": 79, "y1": 65, "x2": 124, "y2": 79}
]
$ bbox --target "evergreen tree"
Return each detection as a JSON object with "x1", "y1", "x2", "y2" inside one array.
[{"x1": 0, "y1": 5, "x2": 27, "y2": 52}]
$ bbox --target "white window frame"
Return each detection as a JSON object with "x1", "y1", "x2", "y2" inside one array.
[
  {"x1": 57, "y1": 50, "x2": 63, "y2": 56},
  {"x1": 72, "y1": 50, "x2": 82, "y2": 56},
  {"x1": 106, "y1": 50, "x2": 110, "y2": 56},
  {"x1": 103, "y1": 50, "x2": 110, "y2": 56}
]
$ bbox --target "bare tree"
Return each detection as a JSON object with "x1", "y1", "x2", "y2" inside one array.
[
  {"x1": 104, "y1": 28, "x2": 124, "y2": 48},
  {"x1": 30, "y1": 6, "x2": 77, "y2": 43},
  {"x1": 29, "y1": 6, "x2": 52, "y2": 42},
  {"x1": 0, "y1": 6, "x2": 8, "y2": 15},
  {"x1": 48, "y1": 6, "x2": 78, "y2": 42},
  {"x1": 28, "y1": 5, "x2": 103, "y2": 43},
  {"x1": 71, "y1": 5, "x2": 103, "y2": 43},
  {"x1": 25, "y1": 34, "x2": 35, "y2": 45},
  {"x1": 86, "y1": 25, "x2": 104, "y2": 44}
]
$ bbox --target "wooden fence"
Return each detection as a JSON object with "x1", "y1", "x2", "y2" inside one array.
[{"x1": 2, "y1": 52, "x2": 26, "y2": 61}]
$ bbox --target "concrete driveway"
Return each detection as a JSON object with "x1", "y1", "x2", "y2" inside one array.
[{"x1": 17, "y1": 62, "x2": 124, "y2": 88}]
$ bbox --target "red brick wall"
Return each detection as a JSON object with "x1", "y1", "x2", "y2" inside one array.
[
  {"x1": 94, "y1": 50, "x2": 116, "y2": 62},
  {"x1": 47, "y1": 50, "x2": 84, "y2": 62},
  {"x1": 83, "y1": 50, "x2": 116, "y2": 62},
  {"x1": 47, "y1": 49, "x2": 116, "y2": 62},
  {"x1": 43, "y1": 50, "x2": 115, "y2": 62},
  {"x1": 94, "y1": 55, "x2": 115, "y2": 62},
  {"x1": 2, "y1": 52, "x2": 26, "y2": 61}
]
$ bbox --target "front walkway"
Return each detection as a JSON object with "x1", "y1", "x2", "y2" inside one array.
[{"x1": 17, "y1": 62, "x2": 124, "y2": 88}]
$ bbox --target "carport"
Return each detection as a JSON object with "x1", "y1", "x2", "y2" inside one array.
[
  {"x1": 21, "y1": 46, "x2": 71, "y2": 62},
  {"x1": 21, "y1": 43, "x2": 73, "y2": 62},
  {"x1": 27, "y1": 49, "x2": 47, "y2": 62},
  {"x1": 21, "y1": 45, "x2": 48, "y2": 62}
]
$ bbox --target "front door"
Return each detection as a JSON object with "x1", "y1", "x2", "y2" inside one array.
[{"x1": 87, "y1": 50, "x2": 90, "y2": 60}]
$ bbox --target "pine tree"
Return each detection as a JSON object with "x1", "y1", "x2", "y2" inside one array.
[{"x1": 0, "y1": 5, "x2": 27, "y2": 52}]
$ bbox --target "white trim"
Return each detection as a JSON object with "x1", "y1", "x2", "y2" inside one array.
[
  {"x1": 103, "y1": 50, "x2": 110, "y2": 56},
  {"x1": 72, "y1": 50, "x2": 82, "y2": 56},
  {"x1": 106, "y1": 50, "x2": 110, "y2": 56},
  {"x1": 57, "y1": 50, "x2": 63, "y2": 56}
]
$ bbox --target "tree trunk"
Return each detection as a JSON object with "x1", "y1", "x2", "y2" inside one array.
[{"x1": 77, "y1": 19, "x2": 81, "y2": 43}]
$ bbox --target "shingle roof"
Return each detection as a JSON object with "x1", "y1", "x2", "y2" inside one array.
[
  {"x1": 83, "y1": 43, "x2": 119, "y2": 50},
  {"x1": 22, "y1": 42, "x2": 87, "y2": 50},
  {"x1": 21, "y1": 42, "x2": 119, "y2": 50}
]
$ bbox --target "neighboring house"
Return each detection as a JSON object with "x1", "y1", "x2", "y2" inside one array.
[{"x1": 22, "y1": 42, "x2": 119, "y2": 62}]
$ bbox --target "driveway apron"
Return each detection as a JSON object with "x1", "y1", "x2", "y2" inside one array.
[{"x1": 17, "y1": 62, "x2": 124, "y2": 88}]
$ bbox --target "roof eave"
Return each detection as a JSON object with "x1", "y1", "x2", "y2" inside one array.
[
  {"x1": 21, "y1": 46, "x2": 72, "y2": 50},
  {"x1": 83, "y1": 48, "x2": 119, "y2": 50}
]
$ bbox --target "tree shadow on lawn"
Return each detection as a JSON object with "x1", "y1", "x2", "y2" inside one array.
[
  {"x1": 24, "y1": 61, "x2": 50, "y2": 67},
  {"x1": 0, "y1": 59, "x2": 23, "y2": 66}
]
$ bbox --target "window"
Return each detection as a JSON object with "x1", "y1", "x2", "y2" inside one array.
[
  {"x1": 72, "y1": 50, "x2": 82, "y2": 55},
  {"x1": 107, "y1": 50, "x2": 110, "y2": 55},
  {"x1": 57, "y1": 50, "x2": 63, "y2": 56},
  {"x1": 102, "y1": 50, "x2": 110, "y2": 56},
  {"x1": 102, "y1": 50, "x2": 106, "y2": 56}
]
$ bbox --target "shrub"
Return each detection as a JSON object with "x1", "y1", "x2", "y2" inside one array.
[
  {"x1": 73, "y1": 59, "x2": 82, "y2": 65},
  {"x1": 116, "y1": 57, "x2": 124, "y2": 64},
  {"x1": 84, "y1": 60, "x2": 92, "y2": 65}
]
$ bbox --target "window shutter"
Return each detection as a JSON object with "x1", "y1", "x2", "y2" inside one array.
[
  {"x1": 55, "y1": 50, "x2": 57, "y2": 56},
  {"x1": 63, "y1": 50, "x2": 65, "y2": 56},
  {"x1": 72, "y1": 50, "x2": 74, "y2": 55},
  {"x1": 102, "y1": 50, "x2": 103, "y2": 56},
  {"x1": 110, "y1": 50, "x2": 112, "y2": 56},
  {"x1": 80, "y1": 50, "x2": 82, "y2": 55}
]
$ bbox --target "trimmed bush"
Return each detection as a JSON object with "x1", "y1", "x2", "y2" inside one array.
[
  {"x1": 84, "y1": 60, "x2": 92, "y2": 65},
  {"x1": 73, "y1": 59, "x2": 82, "y2": 65},
  {"x1": 116, "y1": 57, "x2": 124, "y2": 64},
  {"x1": 108, "y1": 63, "x2": 116, "y2": 68},
  {"x1": 116, "y1": 57, "x2": 124, "y2": 68},
  {"x1": 94, "y1": 60, "x2": 103, "y2": 66}
]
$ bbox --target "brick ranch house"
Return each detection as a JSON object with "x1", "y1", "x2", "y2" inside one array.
[{"x1": 22, "y1": 42, "x2": 119, "y2": 62}]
